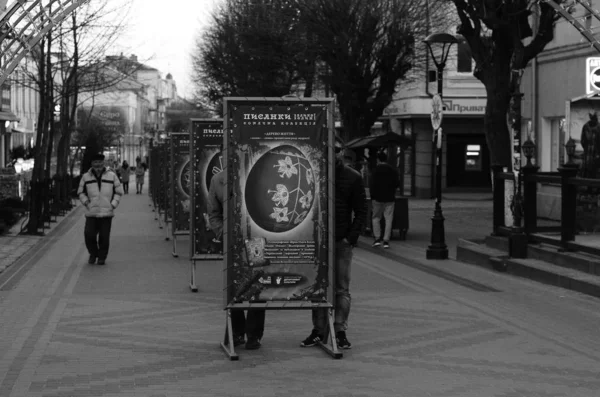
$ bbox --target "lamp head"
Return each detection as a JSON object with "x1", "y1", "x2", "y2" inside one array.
[
  {"x1": 424, "y1": 33, "x2": 458, "y2": 68},
  {"x1": 424, "y1": 33, "x2": 459, "y2": 45}
]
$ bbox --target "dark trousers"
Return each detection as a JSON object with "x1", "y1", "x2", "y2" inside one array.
[
  {"x1": 84, "y1": 217, "x2": 113, "y2": 260},
  {"x1": 231, "y1": 309, "x2": 266, "y2": 340},
  {"x1": 122, "y1": 182, "x2": 129, "y2": 194}
]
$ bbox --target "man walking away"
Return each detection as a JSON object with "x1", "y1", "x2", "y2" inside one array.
[
  {"x1": 77, "y1": 153, "x2": 123, "y2": 265},
  {"x1": 370, "y1": 151, "x2": 399, "y2": 249}
]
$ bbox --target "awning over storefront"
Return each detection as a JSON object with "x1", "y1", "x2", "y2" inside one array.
[
  {"x1": 346, "y1": 131, "x2": 412, "y2": 149},
  {"x1": 0, "y1": 110, "x2": 19, "y2": 122},
  {"x1": 11, "y1": 125, "x2": 34, "y2": 134}
]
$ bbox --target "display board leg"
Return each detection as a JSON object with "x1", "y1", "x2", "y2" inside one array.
[
  {"x1": 165, "y1": 220, "x2": 170, "y2": 240},
  {"x1": 220, "y1": 309, "x2": 239, "y2": 360},
  {"x1": 317, "y1": 308, "x2": 343, "y2": 359},
  {"x1": 189, "y1": 260, "x2": 198, "y2": 292},
  {"x1": 172, "y1": 235, "x2": 178, "y2": 257}
]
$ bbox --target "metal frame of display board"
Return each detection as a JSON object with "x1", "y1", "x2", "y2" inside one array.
[
  {"x1": 148, "y1": 142, "x2": 155, "y2": 210},
  {"x1": 221, "y1": 97, "x2": 339, "y2": 360},
  {"x1": 164, "y1": 139, "x2": 172, "y2": 240},
  {"x1": 188, "y1": 118, "x2": 224, "y2": 292},
  {"x1": 152, "y1": 143, "x2": 166, "y2": 229},
  {"x1": 170, "y1": 132, "x2": 191, "y2": 258}
]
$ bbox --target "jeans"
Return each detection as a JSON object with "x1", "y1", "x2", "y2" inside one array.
[
  {"x1": 372, "y1": 201, "x2": 395, "y2": 241},
  {"x1": 84, "y1": 217, "x2": 113, "y2": 260},
  {"x1": 312, "y1": 239, "x2": 353, "y2": 334},
  {"x1": 231, "y1": 310, "x2": 266, "y2": 339},
  {"x1": 122, "y1": 181, "x2": 129, "y2": 194}
]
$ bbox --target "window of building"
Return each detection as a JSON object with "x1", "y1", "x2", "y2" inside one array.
[{"x1": 457, "y1": 37, "x2": 472, "y2": 74}]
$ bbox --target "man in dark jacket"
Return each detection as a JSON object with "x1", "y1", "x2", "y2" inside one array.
[
  {"x1": 208, "y1": 169, "x2": 266, "y2": 350},
  {"x1": 370, "y1": 151, "x2": 399, "y2": 249},
  {"x1": 300, "y1": 136, "x2": 367, "y2": 350}
]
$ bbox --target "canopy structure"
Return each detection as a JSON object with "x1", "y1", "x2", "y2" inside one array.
[
  {"x1": 345, "y1": 131, "x2": 412, "y2": 150},
  {"x1": 0, "y1": 0, "x2": 90, "y2": 87}
]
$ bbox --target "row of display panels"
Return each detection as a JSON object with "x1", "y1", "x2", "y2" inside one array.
[{"x1": 149, "y1": 97, "x2": 337, "y2": 309}]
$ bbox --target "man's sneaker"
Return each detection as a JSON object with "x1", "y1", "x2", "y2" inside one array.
[
  {"x1": 88, "y1": 256, "x2": 96, "y2": 264},
  {"x1": 383, "y1": 241, "x2": 390, "y2": 249},
  {"x1": 372, "y1": 239, "x2": 382, "y2": 247},
  {"x1": 300, "y1": 330, "x2": 323, "y2": 347},
  {"x1": 336, "y1": 331, "x2": 352, "y2": 349},
  {"x1": 245, "y1": 337, "x2": 261, "y2": 350},
  {"x1": 97, "y1": 258, "x2": 106, "y2": 265}
]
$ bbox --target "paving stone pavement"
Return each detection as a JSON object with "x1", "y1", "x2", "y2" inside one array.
[{"x1": 0, "y1": 191, "x2": 599, "y2": 397}]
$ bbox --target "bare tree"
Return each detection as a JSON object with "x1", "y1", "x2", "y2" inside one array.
[
  {"x1": 450, "y1": 0, "x2": 563, "y2": 168},
  {"x1": 19, "y1": 0, "x2": 135, "y2": 234},
  {"x1": 192, "y1": 0, "x2": 309, "y2": 113},
  {"x1": 297, "y1": 0, "x2": 450, "y2": 141}
]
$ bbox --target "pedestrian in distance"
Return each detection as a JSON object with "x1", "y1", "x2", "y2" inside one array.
[
  {"x1": 135, "y1": 158, "x2": 146, "y2": 194},
  {"x1": 77, "y1": 153, "x2": 123, "y2": 265},
  {"x1": 120, "y1": 161, "x2": 131, "y2": 194},
  {"x1": 207, "y1": 168, "x2": 266, "y2": 350},
  {"x1": 300, "y1": 136, "x2": 367, "y2": 350},
  {"x1": 370, "y1": 151, "x2": 400, "y2": 249}
]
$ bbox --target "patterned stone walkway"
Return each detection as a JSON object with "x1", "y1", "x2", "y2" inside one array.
[{"x1": 0, "y1": 192, "x2": 599, "y2": 396}]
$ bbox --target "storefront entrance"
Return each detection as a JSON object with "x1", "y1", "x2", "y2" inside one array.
[{"x1": 446, "y1": 134, "x2": 491, "y2": 188}]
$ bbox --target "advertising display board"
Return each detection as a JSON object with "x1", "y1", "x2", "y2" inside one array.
[
  {"x1": 224, "y1": 98, "x2": 335, "y2": 304},
  {"x1": 221, "y1": 97, "x2": 337, "y2": 359},
  {"x1": 188, "y1": 119, "x2": 223, "y2": 292},
  {"x1": 190, "y1": 119, "x2": 224, "y2": 259},
  {"x1": 163, "y1": 139, "x2": 172, "y2": 237},
  {"x1": 170, "y1": 132, "x2": 191, "y2": 256}
]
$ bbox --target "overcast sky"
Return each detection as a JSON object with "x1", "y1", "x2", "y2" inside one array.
[{"x1": 118, "y1": 0, "x2": 222, "y2": 99}]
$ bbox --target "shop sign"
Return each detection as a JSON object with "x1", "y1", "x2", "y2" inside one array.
[{"x1": 586, "y1": 57, "x2": 600, "y2": 94}]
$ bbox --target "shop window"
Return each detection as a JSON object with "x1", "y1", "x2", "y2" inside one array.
[{"x1": 465, "y1": 144, "x2": 482, "y2": 171}]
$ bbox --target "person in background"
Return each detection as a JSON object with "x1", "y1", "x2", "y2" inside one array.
[
  {"x1": 370, "y1": 151, "x2": 399, "y2": 249},
  {"x1": 77, "y1": 153, "x2": 123, "y2": 265},
  {"x1": 135, "y1": 158, "x2": 146, "y2": 194},
  {"x1": 120, "y1": 161, "x2": 131, "y2": 194},
  {"x1": 300, "y1": 136, "x2": 367, "y2": 350},
  {"x1": 208, "y1": 169, "x2": 266, "y2": 350}
]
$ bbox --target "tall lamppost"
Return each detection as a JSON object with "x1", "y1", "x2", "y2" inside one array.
[{"x1": 424, "y1": 32, "x2": 457, "y2": 260}]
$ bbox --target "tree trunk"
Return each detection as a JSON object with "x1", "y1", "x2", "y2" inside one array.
[{"x1": 484, "y1": 85, "x2": 512, "y2": 168}]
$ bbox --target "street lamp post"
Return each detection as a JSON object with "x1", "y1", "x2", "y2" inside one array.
[{"x1": 424, "y1": 32, "x2": 457, "y2": 260}]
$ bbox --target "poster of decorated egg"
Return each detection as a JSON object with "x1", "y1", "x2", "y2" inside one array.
[
  {"x1": 205, "y1": 151, "x2": 223, "y2": 192},
  {"x1": 245, "y1": 145, "x2": 314, "y2": 233},
  {"x1": 170, "y1": 132, "x2": 191, "y2": 232},
  {"x1": 224, "y1": 99, "x2": 335, "y2": 305},
  {"x1": 179, "y1": 160, "x2": 191, "y2": 198},
  {"x1": 189, "y1": 119, "x2": 223, "y2": 259}
]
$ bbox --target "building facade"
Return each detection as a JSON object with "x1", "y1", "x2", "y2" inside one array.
[
  {"x1": 78, "y1": 54, "x2": 179, "y2": 166},
  {"x1": 520, "y1": 1, "x2": 600, "y2": 219},
  {"x1": 382, "y1": 35, "x2": 487, "y2": 198}
]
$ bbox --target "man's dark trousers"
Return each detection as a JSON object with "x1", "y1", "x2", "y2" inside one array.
[
  {"x1": 232, "y1": 310, "x2": 266, "y2": 340},
  {"x1": 84, "y1": 217, "x2": 113, "y2": 260}
]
